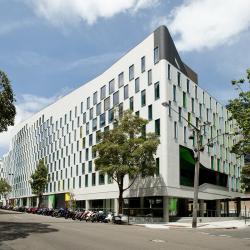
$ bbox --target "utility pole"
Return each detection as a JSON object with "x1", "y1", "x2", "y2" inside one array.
[{"x1": 192, "y1": 128, "x2": 201, "y2": 228}]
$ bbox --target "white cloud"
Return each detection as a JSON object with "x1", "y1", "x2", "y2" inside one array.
[
  {"x1": 0, "y1": 89, "x2": 70, "y2": 155},
  {"x1": 152, "y1": 0, "x2": 250, "y2": 52},
  {"x1": 25, "y1": 0, "x2": 158, "y2": 25}
]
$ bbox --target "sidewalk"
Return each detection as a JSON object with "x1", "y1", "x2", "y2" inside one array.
[{"x1": 139, "y1": 220, "x2": 250, "y2": 229}]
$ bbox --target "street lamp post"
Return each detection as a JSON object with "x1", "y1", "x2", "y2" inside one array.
[{"x1": 162, "y1": 102, "x2": 230, "y2": 228}]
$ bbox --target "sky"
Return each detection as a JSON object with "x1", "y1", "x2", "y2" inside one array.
[{"x1": 0, "y1": 0, "x2": 250, "y2": 156}]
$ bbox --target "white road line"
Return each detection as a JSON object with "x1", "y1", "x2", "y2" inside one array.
[
  {"x1": 243, "y1": 238, "x2": 250, "y2": 240},
  {"x1": 218, "y1": 235, "x2": 232, "y2": 238}
]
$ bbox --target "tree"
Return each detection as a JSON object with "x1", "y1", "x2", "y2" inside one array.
[
  {"x1": 0, "y1": 70, "x2": 16, "y2": 133},
  {"x1": 0, "y1": 178, "x2": 12, "y2": 201},
  {"x1": 93, "y1": 110, "x2": 160, "y2": 214},
  {"x1": 30, "y1": 160, "x2": 49, "y2": 208},
  {"x1": 227, "y1": 68, "x2": 250, "y2": 192}
]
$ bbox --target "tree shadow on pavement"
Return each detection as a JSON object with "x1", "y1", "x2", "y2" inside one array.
[{"x1": 0, "y1": 221, "x2": 58, "y2": 245}]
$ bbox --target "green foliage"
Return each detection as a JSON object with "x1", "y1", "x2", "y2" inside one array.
[
  {"x1": 0, "y1": 70, "x2": 16, "y2": 133},
  {"x1": 30, "y1": 160, "x2": 49, "y2": 207},
  {"x1": 0, "y1": 178, "x2": 12, "y2": 197},
  {"x1": 227, "y1": 69, "x2": 250, "y2": 191},
  {"x1": 93, "y1": 110, "x2": 160, "y2": 213},
  {"x1": 240, "y1": 164, "x2": 250, "y2": 192}
]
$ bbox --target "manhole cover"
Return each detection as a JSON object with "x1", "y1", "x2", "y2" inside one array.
[{"x1": 151, "y1": 239, "x2": 165, "y2": 243}]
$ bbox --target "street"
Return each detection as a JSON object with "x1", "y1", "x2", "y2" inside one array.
[{"x1": 0, "y1": 209, "x2": 250, "y2": 250}]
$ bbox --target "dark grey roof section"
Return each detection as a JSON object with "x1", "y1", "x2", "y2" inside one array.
[
  {"x1": 154, "y1": 25, "x2": 198, "y2": 84},
  {"x1": 183, "y1": 63, "x2": 198, "y2": 84}
]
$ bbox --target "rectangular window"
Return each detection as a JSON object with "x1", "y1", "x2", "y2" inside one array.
[
  {"x1": 148, "y1": 105, "x2": 152, "y2": 120},
  {"x1": 119, "y1": 103, "x2": 123, "y2": 118},
  {"x1": 96, "y1": 102, "x2": 101, "y2": 116},
  {"x1": 147, "y1": 69, "x2": 152, "y2": 85},
  {"x1": 135, "y1": 77, "x2": 140, "y2": 93},
  {"x1": 85, "y1": 175, "x2": 88, "y2": 187},
  {"x1": 89, "y1": 108, "x2": 93, "y2": 120},
  {"x1": 155, "y1": 119, "x2": 160, "y2": 136},
  {"x1": 211, "y1": 156, "x2": 214, "y2": 170},
  {"x1": 83, "y1": 112, "x2": 86, "y2": 124},
  {"x1": 199, "y1": 103, "x2": 202, "y2": 118},
  {"x1": 86, "y1": 122, "x2": 89, "y2": 135},
  {"x1": 191, "y1": 98, "x2": 194, "y2": 113},
  {"x1": 96, "y1": 130, "x2": 101, "y2": 143},
  {"x1": 173, "y1": 85, "x2": 176, "y2": 101},
  {"x1": 168, "y1": 101, "x2": 172, "y2": 117},
  {"x1": 109, "y1": 79, "x2": 115, "y2": 94},
  {"x1": 129, "y1": 64, "x2": 134, "y2": 81},
  {"x1": 118, "y1": 72, "x2": 124, "y2": 88},
  {"x1": 99, "y1": 174, "x2": 105, "y2": 185},
  {"x1": 88, "y1": 161, "x2": 92, "y2": 172},
  {"x1": 108, "y1": 109, "x2": 114, "y2": 123},
  {"x1": 113, "y1": 91, "x2": 119, "y2": 106},
  {"x1": 177, "y1": 72, "x2": 181, "y2": 87},
  {"x1": 183, "y1": 92, "x2": 186, "y2": 108},
  {"x1": 217, "y1": 159, "x2": 220, "y2": 172},
  {"x1": 154, "y1": 82, "x2": 160, "y2": 100},
  {"x1": 141, "y1": 89, "x2": 146, "y2": 107},
  {"x1": 82, "y1": 137, "x2": 85, "y2": 148},
  {"x1": 92, "y1": 173, "x2": 96, "y2": 186},
  {"x1": 154, "y1": 46, "x2": 159, "y2": 64},
  {"x1": 89, "y1": 134, "x2": 93, "y2": 146},
  {"x1": 187, "y1": 79, "x2": 190, "y2": 93},
  {"x1": 87, "y1": 97, "x2": 90, "y2": 109},
  {"x1": 81, "y1": 102, "x2": 83, "y2": 113},
  {"x1": 168, "y1": 64, "x2": 171, "y2": 80},
  {"x1": 79, "y1": 176, "x2": 81, "y2": 188},
  {"x1": 93, "y1": 91, "x2": 98, "y2": 105},
  {"x1": 124, "y1": 84, "x2": 129, "y2": 100},
  {"x1": 188, "y1": 112, "x2": 191, "y2": 125},
  {"x1": 178, "y1": 107, "x2": 182, "y2": 122},
  {"x1": 104, "y1": 97, "x2": 110, "y2": 111},
  {"x1": 101, "y1": 85, "x2": 106, "y2": 100},
  {"x1": 100, "y1": 113, "x2": 106, "y2": 127},
  {"x1": 141, "y1": 56, "x2": 145, "y2": 73},
  {"x1": 129, "y1": 97, "x2": 134, "y2": 111},
  {"x1": 195, "y1": 85, "x2": 198, "y2": 99},
  {"x1": 82, "y1": 163, "x2": 85, "y2": 174},
  {"x1": 184, "y1": 126, "x2": 187, "y2": 143},
  {"x1": 85, "y1": 148, "x2": 89, "y2": 161},
  {"x1": 174, "y1": 121, "x2": 178, "y2": 139}
]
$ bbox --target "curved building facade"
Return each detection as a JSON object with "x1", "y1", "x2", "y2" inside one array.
[{"x1": 2, "y1": 26, "x2": 243, "y2": 219}]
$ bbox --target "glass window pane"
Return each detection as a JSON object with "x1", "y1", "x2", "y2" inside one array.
[
  {"x1": 135, "y1": 77, "x2": 140, "y2": 93},
  {"x1": 113, "y1": 91, "x2": 119, "y2": 106},
  {"x1": 101, "y1": 85, "x2": 106, "y2": 100},
  {"x1": 109, "y1": 79, "x2": 115, "y2": 94},
  {"x1": 129, "y1": 64, "x2": 134, "y2": 81},
  {"x1": 104, "y1": 97, "x2": 110, "y2": 111},
  {"x1": 118, "y1": 72, "x2": 124, "y2": 87},
  {"x1": 124, "y1": 84, "x2": 129, "y2": 100}
]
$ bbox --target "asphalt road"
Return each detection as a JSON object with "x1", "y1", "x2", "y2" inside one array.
[{"x1": 1, "y1": 209, "x2": 250, "y2": 250}]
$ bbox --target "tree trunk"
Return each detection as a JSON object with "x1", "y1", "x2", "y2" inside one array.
[
  {"x1": 118, "y1": 188, "x2": 124, "y2": 214},
  {"x1": 38, "y1": 194, "x2": 43, "y2": 208}
]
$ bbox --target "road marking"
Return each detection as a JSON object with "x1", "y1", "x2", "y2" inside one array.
[
  {"x1": 199, "y1": 232, "x2": 210, "y2": 235},
  {"x1": 151, "y1": 239, "x2": 165, "y2": 243},
  {"x1": 218, "y1": 235, "x2": 232, "y2": 238},
  {"x1": 243, "y1": 238, "x2": 250, "y2": 240}
]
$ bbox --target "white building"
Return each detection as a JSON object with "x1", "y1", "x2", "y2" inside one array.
[{"x1": 1, "y1": 26, "x2": 243, "y2": 220}]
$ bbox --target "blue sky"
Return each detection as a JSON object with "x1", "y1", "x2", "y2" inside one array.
[{"x1": 0, "y1": 0, "x2": 250, "y2": 156}]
